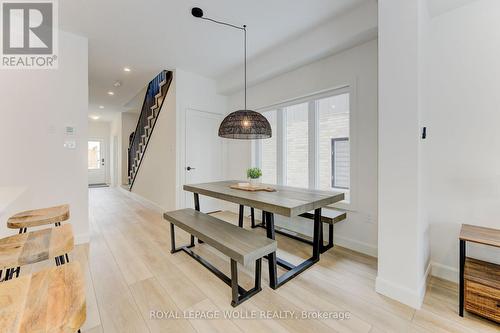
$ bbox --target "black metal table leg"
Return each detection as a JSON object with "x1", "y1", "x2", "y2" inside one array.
[
  {"x1": 459, "y1": 239, "x2": 465, "y2": 317},
  {"x1": 263, "y1": 209, "x2": 322, "y2": 289},
  {"x1": 312, "y1": 208, "x2": 321, "y2": 260},
  {"x1": 238, "y1": 205, "x2": 244, "y2": 228},
  {"x1": 231, "y1": 259, "x2": 239, "y2": 305},
  {"x1": 264, "y1": 212, "x2": 278, "y2": 289},
  {"x1": 319, "y1": 219, "x2": 335, "y2": 253},
  {"x1": 194, "y1": 193, "x2": 203, "y2": 244},
  {"x1": 250, "y1": 208, "x2": 255, "y2": 228}
]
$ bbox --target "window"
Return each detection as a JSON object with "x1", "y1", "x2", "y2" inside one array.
[
  {"x1": 254, "y1": 87, "x2": 352, "y2": 205},
  {"x1": 261, "y1": 110, "x2": 277, "y2": 184},
  {"x1": 331, "y1": 138, "x2": 349, "y2": 189},
  {"x1": 285, "y1": 103, "x2": 308, "y2": 188},
  {"x1": 318, "y1": 93, "x2": 350, "y2": 192},
  {"x1": 88, "y1": 141, "x2": 101, "y2": 170}
]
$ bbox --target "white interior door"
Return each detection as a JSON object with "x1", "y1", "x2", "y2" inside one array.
[
  {"x1": 185, "y1": 109, "x2": 223, "y2": 212},
  {"x1": 88, "y1": 139, "x2": 106, "y2": 185}
]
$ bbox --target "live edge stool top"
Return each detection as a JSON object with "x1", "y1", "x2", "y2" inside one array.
[
  {"x1": 0, "y1": 223, "x2": 74, "y2": 270},
  {"x1": 0, "y1": 262, "x2": 86, "y2": 333},
  {"x1": 7, "y1": 204, "x2": 70, "y2": 229}
]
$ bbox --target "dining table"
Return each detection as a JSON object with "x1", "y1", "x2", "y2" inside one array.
[{"x1": 183, "y1": 180, "x2": 345, "y2": 289}]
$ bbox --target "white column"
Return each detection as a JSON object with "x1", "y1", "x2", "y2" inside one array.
[{"x1": 376, "y1": 0, "x2": 430, "y2": 309}]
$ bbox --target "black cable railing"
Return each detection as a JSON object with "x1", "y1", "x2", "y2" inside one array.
[{"x1": 128, "y1": 70, "x2": 172, "y2": 188}]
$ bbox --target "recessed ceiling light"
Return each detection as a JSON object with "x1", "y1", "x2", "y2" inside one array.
[
  {"x1": 90, "y1": 115, "x2": 100, "y2": 120},
  {"x1": 107, "y1": 91, "x2": 114, "y2": 96},
  {"x1": 123, "y1": 67, "x2": 131, "y2": 72},
  {"x1": 331, "y1": 105, "x2": 336, "y2": 109},
  {"x1": 99, "y1": 105, "x2": 104, "y2": 109}
]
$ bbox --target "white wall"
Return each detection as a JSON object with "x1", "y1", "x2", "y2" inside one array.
[
  {"x1": 226, "y1": 39, "x2": 379, "y2": 257},
  {"x1": 175, "y1": 69, "x2": 228, "y2": 210},
  {"x1": 132, "y1": 79, "x2": 177, "y2": 210},
  {"x1": 0, "y1": 31, "x2": 89, "y2": 243},
  {"x1": 423, "y1": 0, "x2": 500, "y2": 281},
  {"x1": 109, "y1": 113, "x2": 122, "y2": 187},
  {"x1": 88, "y1": 121, "x2": 111, "y2": 184},
  {"x1": 132, "y1": 69, "x2": 228, "y2": 210}
]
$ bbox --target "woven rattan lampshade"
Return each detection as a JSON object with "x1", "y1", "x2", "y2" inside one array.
[{"x1": 218, "y1": 110, "x2": 272, "y2": 139}]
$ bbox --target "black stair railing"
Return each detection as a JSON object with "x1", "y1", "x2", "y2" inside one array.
[{"x1": 128, "y1": 70, "x2": 172, "y2": 189}]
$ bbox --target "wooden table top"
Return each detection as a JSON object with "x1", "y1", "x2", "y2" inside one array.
[
  {"x1": 0, "y1": 262, "x2": 86, "y2": 333},
  {"x1": 459, "y1": 224, "x2": 500, "y2": 248},
  {"x1": 184, "y1": 181, "x2": 345, "y2": 217},
  {"x1": 0, "y1": 224, "x2": 74, "y2": 269},
  {"x1": 7, "y1": 204, "x2": 70, "y2": 229}
]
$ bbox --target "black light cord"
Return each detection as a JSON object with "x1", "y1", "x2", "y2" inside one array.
[
  {"x1": 200, "y1": 17, "x2": 245, "y2": 31},
  {"x1": 198, "y1": 16, "x2": 247, "y2": 110}
]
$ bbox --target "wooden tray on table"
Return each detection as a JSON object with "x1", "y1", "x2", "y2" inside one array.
[{"x1": 230, "y1": 183, "x2": 276, "y2": 192}]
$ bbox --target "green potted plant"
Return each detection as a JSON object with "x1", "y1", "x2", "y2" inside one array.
[{"x1": 246, "y1": 167, "x2": 262, "y2": 186}]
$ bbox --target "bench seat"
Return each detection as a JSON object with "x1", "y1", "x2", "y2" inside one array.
[
  {"x1": 299, "y1": 208, "x2": 346, "y2": 224},
  {"x1": 164, "y1": 208, "x2": 277, "y2": 307},
  {"x1": 164, "y1": 208, "x2": 276, "y2": 266}
]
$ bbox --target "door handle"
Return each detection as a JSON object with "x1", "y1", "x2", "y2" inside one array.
[{"x1": 186, "y1": 166, "x2": 196, "y2": 171}]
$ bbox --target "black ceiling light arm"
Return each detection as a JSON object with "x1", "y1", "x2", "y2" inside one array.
[
  {"x1": 192, "y1": 7, "x2": 271, "y2": 139},
  {"x1": 192, "y1": 7, "x2": 247, "y2": 109}
]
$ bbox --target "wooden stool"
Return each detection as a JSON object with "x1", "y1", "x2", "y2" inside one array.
[
  {"x1": 7, "y1": 204, "x2": 70, "y2": 231},
  {"x1": 4, "y1": 204, "x2": 70, "y2": 279},
  {"x1": 0, "y1": 262, "x2": 86, "y2": 333},
  {"x1": 0, "y1": 224, "x2": 74, "y2": 281}
]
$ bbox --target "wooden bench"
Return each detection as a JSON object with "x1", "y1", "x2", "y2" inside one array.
[
  {"x1": 0, "y1": 224, "x2": 74, "y2": 281},
  {"x1": 163, "y1": 208, "x2": 277, "y2": 307},
  {"x1": 248, "y1": 206, "x2": 346, "y2": 253},
  {"x1": 0, "y1": 262, "x2": 86, "y2": 333}
]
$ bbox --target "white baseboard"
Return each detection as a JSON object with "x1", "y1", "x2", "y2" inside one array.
[
  {"x1": 118, "y1": 186, "x2": 164, "y2": 213},
  {"x1": 419, "y1": 261, "x2": 432, "y2": 302},
  {"x1": 375, "y1": 262, "x2": 430, "y2": 309},
  {"x1": 431, "y1": 262, "x2": 458, "y2": 283},
  {"x1": 334, "y1": 234, "x2": 378, "y2": 258}
]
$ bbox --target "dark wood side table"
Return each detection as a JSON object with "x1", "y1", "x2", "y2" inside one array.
[{"x1": 459, "y1": 224, "x2": 500, "y2": 322}]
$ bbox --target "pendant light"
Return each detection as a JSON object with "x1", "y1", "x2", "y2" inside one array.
[{"x1": 192, "y1": 7, "x2": 272, "y2": 139}]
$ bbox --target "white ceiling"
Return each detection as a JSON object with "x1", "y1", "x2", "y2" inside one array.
[{"x1": 59, "y1": 0, "x2": 368, "y2": 118}]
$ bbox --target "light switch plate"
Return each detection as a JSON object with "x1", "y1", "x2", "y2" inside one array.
[{"x1": 65, "y1": 126, "x2": 76, "y2": 136}]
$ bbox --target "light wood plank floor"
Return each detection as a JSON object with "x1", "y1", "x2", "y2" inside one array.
[{"x1": 30, "y1": 187, "x2": 498, "y2": 333}]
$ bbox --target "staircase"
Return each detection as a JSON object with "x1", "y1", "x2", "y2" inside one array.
[{"x1": 127, "y1": 70, "x2": 173, "y2": 190}]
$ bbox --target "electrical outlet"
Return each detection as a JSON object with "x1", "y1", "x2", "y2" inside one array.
[{"x1": 366, "y1": 214, "x2": 376, "y2": 224}]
